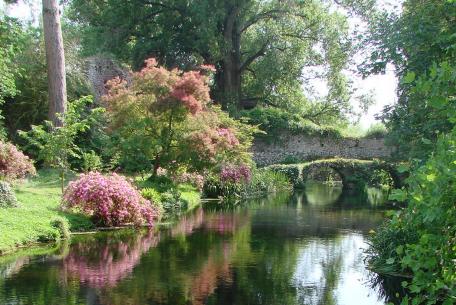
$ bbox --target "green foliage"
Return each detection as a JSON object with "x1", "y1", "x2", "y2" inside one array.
[
  {"x1": 204, "y1": 168, "x2": 292, "y2": 199},
  {"x1": 266, "y1": 164, "x2": 304, "y2": 188},
  {"x1": 0, "y1": 181, "x2": 18, "y2": 208},
  {"x1": 367, "y1": 60, "x2": 456, "y2": 304},
  {"x1": 140, "y1": 187, "x2": 164, "y2": 218},
  {"x1": 19, "y1": 97, "x2": 104, "y2": 191},
  {"x1": 0, "y1": 169, "x2": 93, "y2": 254},
  {"x1": 242, "y1": 169, "x2": 292, "y2": 197},
  {"x1": 364, "y1": 123, "x2": 387, "y2": 139},
  {"x1": 81, "y1": 150, "x2": 102, "y2": 172},
  {"x1": 69, "y1": 0, "x2": 358, "y2": 116},
  {"x1": 240, "y1": 107, "x2": 343, "y2": 142},
  {"x1": 50, "y1": 216, "x2": 71, "y2": 240},
  {"x1": 362, "y1": 0, "x2": 456, "y2": 159},
  {"x1": 1, "y1": 20, "x2": 91, "y2": 136},
  {"x1": 139, "y1": 176, "x2": 200, "y2": 219},
  {"x1": 367, "y1": 132, "x2": 456, "y2": 303},
  {"x1": 0, "y1": 16, "x2": 24, "y2": 139}
]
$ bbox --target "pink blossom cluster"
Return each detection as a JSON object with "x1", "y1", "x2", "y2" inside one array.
[
  {"x1": 199, "y1": 64, "x2": 216, "y2": 73},
  {"x1": 63, "y1": 172, "x2": 160, "y2": 226},
  {"x1": 0, "y1": 141, "x2": 36, "y2": 181},
  {"x1": 220, "y1": 164, "x2": 251, "y2": 184},
  {"x1": 170, "y1": 71, "x2": 210, "y2": 114},
  {"x1": 173, "y1": 172, "x2": 205, "y2": 191},
  {"x1": 189, "y1": 127, "x2": 240, "y2": 164},
  {"x1": 156, "y1": 166, "x2": 168, "y2": 176},
  {"x1": 217, "y1": 128, "x2": 239, "y2": 147}
]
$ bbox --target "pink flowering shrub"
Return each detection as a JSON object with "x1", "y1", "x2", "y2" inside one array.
[
  {"x1": 0, "y1": 141, "x2": 36, "y2": 181},
  {"x1": 172, "y1": 172, "x2": 205, "y2": 191},
  {"x1": 217, "y1": 128, "x2": 239, "y2": 147},
  {"x1": 63, "y1": 172, "x2": 160, "y2": 226},
  {"x1": 220, "y1": 164, "x2": 251, "y2": 184},
  {"x1": 103, "y1": 58, "x2": 256, "y2": 176}
]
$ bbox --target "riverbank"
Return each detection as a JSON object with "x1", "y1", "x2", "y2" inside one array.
[{"x1": 0, "y1": 170, "x2": 201, "y2": 255}]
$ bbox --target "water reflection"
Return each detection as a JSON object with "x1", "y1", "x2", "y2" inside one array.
[{"x1": 0, "y1": 184, "x2": 403, "y2": 305}]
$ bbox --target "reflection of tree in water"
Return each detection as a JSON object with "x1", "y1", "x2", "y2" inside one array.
[
  {"x1": 368, "y1": 273, "x2": 408, "y2": 305},
  {"x1": 0, "y1": 190, "x2": 399, "y2": 305},
  {"x1": 171, "y1": 207, "x2": 205, "y2": 236},
  {"x1": 170, "y1": 207, "x2": 249, "y2": 237},
  {"x1": 304, "y1": 182, "x2": 343, "y2": 206},
  {"x1": 62, "y1": 230, "x2": 160, "y2": 288},
  {"x1": 97, "y1": 211, "x2": 250, "y2": 305},
  {"x1": 190, "y1": 241, "x2": 233, "y2": 305}
]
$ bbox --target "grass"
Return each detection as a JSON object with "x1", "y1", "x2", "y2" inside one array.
[
  {"x1": 178, "y1": 184, "x2": 201, "y2": 210},
  {"x1": 0, "y1": 170, "x2": 201, "y2": 255},
  {"x1": 0, "y1": 170, "x2": 93, "y2": 255}
]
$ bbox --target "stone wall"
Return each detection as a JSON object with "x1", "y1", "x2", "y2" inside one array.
[
  {"x1": 252, "y1": 133, "x2": 393, "y2": 166},
  {"x1": 85, "y1": 56, "x2": 129, "y2": 101}
]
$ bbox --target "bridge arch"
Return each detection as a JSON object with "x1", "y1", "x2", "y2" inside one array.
[{"x1": 301, "y1": 159, "x2": 403, "y2": 190}]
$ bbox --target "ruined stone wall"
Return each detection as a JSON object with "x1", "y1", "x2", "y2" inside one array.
[
  {"x1": 85, "y1": 56, "x2": 129, "y2": 101},
  {"x1": 253, "y1": 133, "x2": 393, "y2": 166}
]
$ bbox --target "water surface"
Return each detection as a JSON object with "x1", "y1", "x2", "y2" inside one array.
[{"x1": 0, "y1": 183, "x2": 398, "y2": 305}]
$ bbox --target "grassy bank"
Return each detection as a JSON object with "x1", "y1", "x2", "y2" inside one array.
[
  {"x1": 0, "y1": 170, "x2": 201, "y2": 255},
  {"x1": 0, "y1": 170, "x2": 93, "y2": 254}
]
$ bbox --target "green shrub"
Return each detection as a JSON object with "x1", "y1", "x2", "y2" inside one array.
[
  {"x1": 364, "y1": 123, "x2": 387, "y2": 139},
  {"x1": 81, "y1": 150, "x2": 102, "y2": 172},
  {"x1": 50, "y1": 216, "x2": 70, "y2": 240},
  {"x1": 204, "y1": 168, "x2": 292, "y2": 198},
  {"x1": 366, "y1": 132, "x2": 456, "y2": 303},
  {"x1": 161, "y1": 189, "x2": 187, "y2": 214},
  {"x1": 141, "y1": 187, "x2": 164, "y2": 217},
  {"x1": 240, "y1": 107, "x2": 343, "y2": 142},
  {"x1": 266, "y1": 164, "x2": 304, "y2": 188},
  {"x1": 243, "y1": 169, "x2": 292, "y2": 196},
  {"x1": 0, "y1": 181, "x2": 18, "y2": 208}
]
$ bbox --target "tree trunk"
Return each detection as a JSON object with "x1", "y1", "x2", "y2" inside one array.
[
  {"x1": 42, "y1": 0, "x2": 67, "y2": 127},
  {"x1": 216, "y1": 5, "x2": 242, "y2": 111}
]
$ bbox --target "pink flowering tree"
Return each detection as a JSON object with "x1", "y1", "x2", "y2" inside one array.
[
  {"x1": 103, "y1": 58, "x2": 256, "y2": 178},
  {"x1": 0, "y1": 141, "x2": 36, "y2": 181},
  {"x1": 63, "y1": 172, "x2": 160, "y2": 226}
]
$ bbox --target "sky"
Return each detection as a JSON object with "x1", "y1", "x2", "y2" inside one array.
[{"x1": 2, "y1": 0, "x2": 400, "y2": 129}]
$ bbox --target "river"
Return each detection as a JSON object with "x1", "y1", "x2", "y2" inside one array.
[{"x1": 0, "y1": 182, "x2": 403, "y2": 305}]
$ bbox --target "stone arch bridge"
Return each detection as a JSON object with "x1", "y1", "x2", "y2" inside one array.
[{"x1": 269, "y1": 158, "x2": 405, "y2": 190}]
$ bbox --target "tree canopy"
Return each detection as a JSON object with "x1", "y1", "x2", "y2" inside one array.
[
  {"x1": 69, "y1": 0, "x2": 357, "y2": 120},
  {"x1": 361, "y1": 0, "x2": 456, "y2": 159}
]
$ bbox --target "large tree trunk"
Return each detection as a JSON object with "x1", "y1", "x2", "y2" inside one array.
[
  {"x1": 216, "y1": 5, "x2": 242, "y2": 111},
  {"x1": 42, "y1": 0, "x2": 67, "y2": 127}
]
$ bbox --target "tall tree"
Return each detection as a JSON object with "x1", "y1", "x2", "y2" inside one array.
[
  {"x1": 69, "y1": 0, "x2": 353, "y2": 114},
  {"x1": 360, "y1": 0, "x2": 456, "y2": 159},
  {"x1": 42, "y1": 0, "x2": 67, "y2": 126}
]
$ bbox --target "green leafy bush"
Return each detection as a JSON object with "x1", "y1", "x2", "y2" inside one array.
[
  {"x1": 50, "y1": 216, "x2": 70, "y2": 240},
  {"x1": 242, "y1": 169, "x2": 292, "y2": 196},
  {"x1": 141, "y1": 187, "x2": 164, "y2": 217},
  {"x1": 364, "y1": 123, "x2": 387, "y2": 139},
  {"x1": 204, "y1": 168, "x2": 292, "y2": 198},
  {"x1": 266, "y1": 164, "x2": 303, "y2": 188},
  {"x1": 19, "y1": 96, "x2": 104, "y2": 192},
  {"x1": 0, "y1": 181, "x2": 18, "y2": 208},
  {"x1": 366, "y1": 60, "x2": 456, "y2": 304},
  {"x1": 240, "y1": 107, "x2": 343, "y2": 142},
  {"x1": 367, "y1": 133, "x2": 456, "y2": 303},
  {"x1": 81, "y1": 150, "x2": 102, "y2": 172}
]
